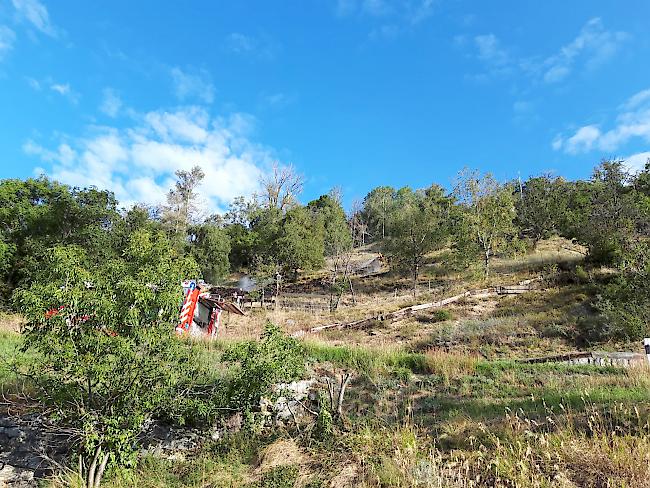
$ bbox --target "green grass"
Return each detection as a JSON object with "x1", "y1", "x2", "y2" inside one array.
[
  {"x1": 0, "y1": 331, "x2": 23, "y2": 385},
  {"x1": 304, "y1": 341, "x2": 433, "y2": 377}
]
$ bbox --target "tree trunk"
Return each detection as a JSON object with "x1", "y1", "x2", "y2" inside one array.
[
  {"x1": 94, "y1": 453, "x2": 109, "y2": 488},
  {"x1": 336, "y1": 373, "x2": 352, "y2": 418},
  {"x1": 412, "y1": 263, "x2": 419, "y2": 297},
  {"x1": 484, "y1": 251, "x2": 490, "y2": 279},
  {"x1": 347, "y1": 275, "x2": 356, "y2": 305},
  {"x1": 87, "y1": 446, "x2": 101, "y2": 488}
]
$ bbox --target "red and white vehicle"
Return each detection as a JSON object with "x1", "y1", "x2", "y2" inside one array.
[{"x1": 176, "y1": 280, "x2": 245, "y2": 338}]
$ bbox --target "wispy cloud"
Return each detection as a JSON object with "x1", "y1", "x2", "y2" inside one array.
[
  {"x1": 11, "y1": 0, "x2": 57, "y2": 37},
  {"x1": 24, "y1": 107, "x2": 277, "y2": 211},
  {"x1": 407, "y1": 0, "x2": 436, "y2": 24},
  {"x1": 0, "y1": 26, "x2": 16, "y2": 60},
  {"x1": 473, "y1": 34, "x2": 511, "y2": 77},
  {"x1": 48, "y1": 81, "x2": 79, "y2": 103},
  {"x1": 50, "y1": 83, "x2": 69, "y2": 95},
  {"x1": 224, "y1": 32, "x2": 278, "y2": 60},
  {"x1": 466, "y1": 18, "x2": 628, "y2": 84},
  {"x1": 553, "y1": 87, "x2": 650, "y2": 154},
  {"x1": 100, "y1": 88, "x2": 122, "y2": 117},
  {"x1": 261, "y1": 92, "x2": 297, "y2": 109},
  {"x1": 335, "y1": 0, "x2": 438, "y2": 30},
  {"x1": 538, "y1": 18, "x2": 628, "y2": 83},
  {"x1": 170, "y1": 67, "x2": 215, "y2": 104}
]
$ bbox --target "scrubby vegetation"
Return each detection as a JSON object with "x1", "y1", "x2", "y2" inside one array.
[{"x1": 1, "y1": 158, "x2": 649, "y2": 486}]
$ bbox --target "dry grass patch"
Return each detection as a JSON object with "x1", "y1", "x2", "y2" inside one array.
[
  {"x1": 423, "y1": 349, "x2": 479, "y2": 381},
  {"x1": 0, "y1": 312, "x2": 23, "y2": 334}
]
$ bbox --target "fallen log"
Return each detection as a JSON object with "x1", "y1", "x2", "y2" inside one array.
[{"x1": 292, "y1": 277, "x2": 542, "y2": 337}]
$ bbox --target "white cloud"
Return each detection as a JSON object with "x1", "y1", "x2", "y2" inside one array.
[
  {"x1": 625, "y1": 151, "x2": 650, "y2": 173},
  {"x1": 469, "y1": 18, "x2": 627, "y2": 84},
  {"x1": 11, "y1": 0, "x2": 57, "y2": 37},
  {"x1": 560, "y1": 125, "x2": 602, "y2": 154},
  {"x1": 0, "y1": 26, "x2": 15, "y2": 60},
  {"x1": 336, "y1": 0, "x2": 356, "y2": 16},
  {"x1": 100, "y1": 88, "x2": 122, "y2": 117},
  {"x1": 553, "y1": 88, "x2": 650, "y2": 154},
  {"x1": 170, "y1": 67, "x2": 215, "y2": 104},
  {"x1": 474, "y1": 34, "x2": 509, "y2": 67},
  {"x1": 540, "y1": 18, "x2": 628, "y2": 84},
  {"x1": 24, "y1": 140, "x2": 77, "y2": 166},
  {"x1": 49, "y1": 82, "x2": 79, "y2": 103},
  {"x1": 25, "y1": 107, "x2": 275, "y2": 211},
  {"x1": 50, "y1": 83, "x2": 69, "y2": 95},
  {"x1": 623, "y1": 88, "x2": 650, "y2": 110}
]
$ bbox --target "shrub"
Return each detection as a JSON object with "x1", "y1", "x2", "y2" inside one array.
[
  {"x1": 416, "y1": 308, "x2": 454, "y2": 323},
  {"x1": 13, "y1": 235, "x2": 204, "y2": 487},
  {"x1": 223, "y1": 322, "x2": 306, "y2": 411}
]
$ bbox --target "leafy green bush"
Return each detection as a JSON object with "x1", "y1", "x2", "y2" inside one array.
[
  {"x1": 13, "y1": 233, "x2": 204, "y2": 486},
  {"x1": 592, "y1": 243, "x2": 649, "y2": 341},
  {"x1": 223, "y1": 322, "x2": 306, "y2": 411}
]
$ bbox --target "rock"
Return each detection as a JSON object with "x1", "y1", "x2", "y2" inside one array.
[
  {"x1": 267, "y1": 379, "x2": 317, "y2": 422},
  {"x1": 3, "y1": 427, "x2": 22, "y2": 439},
  {"x1": 0, "y1": 414, "x2": 74, "y2": 484},
  {"x1": 0, "y1": 464, "x2": 37, "y2": 488}
]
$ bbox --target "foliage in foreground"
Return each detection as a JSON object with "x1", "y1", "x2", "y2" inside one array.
[
  {"x1": 13, "y1": 231, "x2": 202, "y2": 486},
  {"x1": 10, "y1": 228, "x2": 307, "y2": 486}
]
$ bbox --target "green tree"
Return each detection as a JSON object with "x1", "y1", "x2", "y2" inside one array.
[
  {"x1": 385, "y1": 185, "x2": 452, "y2": 295},
  {"x1": 635, "y1": 160, "x2": 650, "y2": 197},
  {"x1": 515, "y1": 174, "x2": 567, "y2": 248},
  {"x1": 454, "y1": 169, "x2": 518, "y2": 278},
  {"x1": 308, "y1": 193, "x2": 355, "y2": 309},
  {"x1": 560, "y1": 161, "x2": 640, "y2": 264},
  {"x1": 188, "y1": 223, "x2": 231, "y2": 284},
  {"x1": 307, "y1": 193, "x2": 352, "y2": 257},
  {"x1": 276, "y1": 206, "x2": 325, "y2": 277},
  {"x1": 595, "y1": 242, "x2": 650, "y2": 341},
  {"x1": 363, "y1": 186, "x2": 396, "y2": 240},
  {"x1": 14, "y1": 230, "x2": 201, "y2": 487},
  {"x1": 226, "y1": 223, "x2": 257, "y2": 270},
  {"x1": 0, "y1": 177, "x2": 119, "y2": 301}
]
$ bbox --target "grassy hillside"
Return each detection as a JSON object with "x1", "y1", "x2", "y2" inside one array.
[{"x1": 2, "y1": 239, "x2": 649, "y2": 487}]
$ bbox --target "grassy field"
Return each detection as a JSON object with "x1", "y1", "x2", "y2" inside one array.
[
  {"x1": 91, "y1": 346, "x2": 650, "y2": 487},
  {"x1": 3, "y1": 239, "x2": 650, "y2": 487}
]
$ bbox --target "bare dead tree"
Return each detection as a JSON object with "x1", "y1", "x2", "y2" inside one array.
[
  {"x1": 324, "y1": 372, "x2": 353, "y2": 420},
  {"x1": 349, "y1": 199, "x2": 369, "y2": 248},
  {"x1": 260, "y1": 162, "x2": 304, "y2": 212},
  {"x1": 328, "y1": 248, "x2": 355, "y2": 311}
]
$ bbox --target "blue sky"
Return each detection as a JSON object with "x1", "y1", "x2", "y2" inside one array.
[{"x1": 1, "y1": 0, "x2": 650, "y2": 211}]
